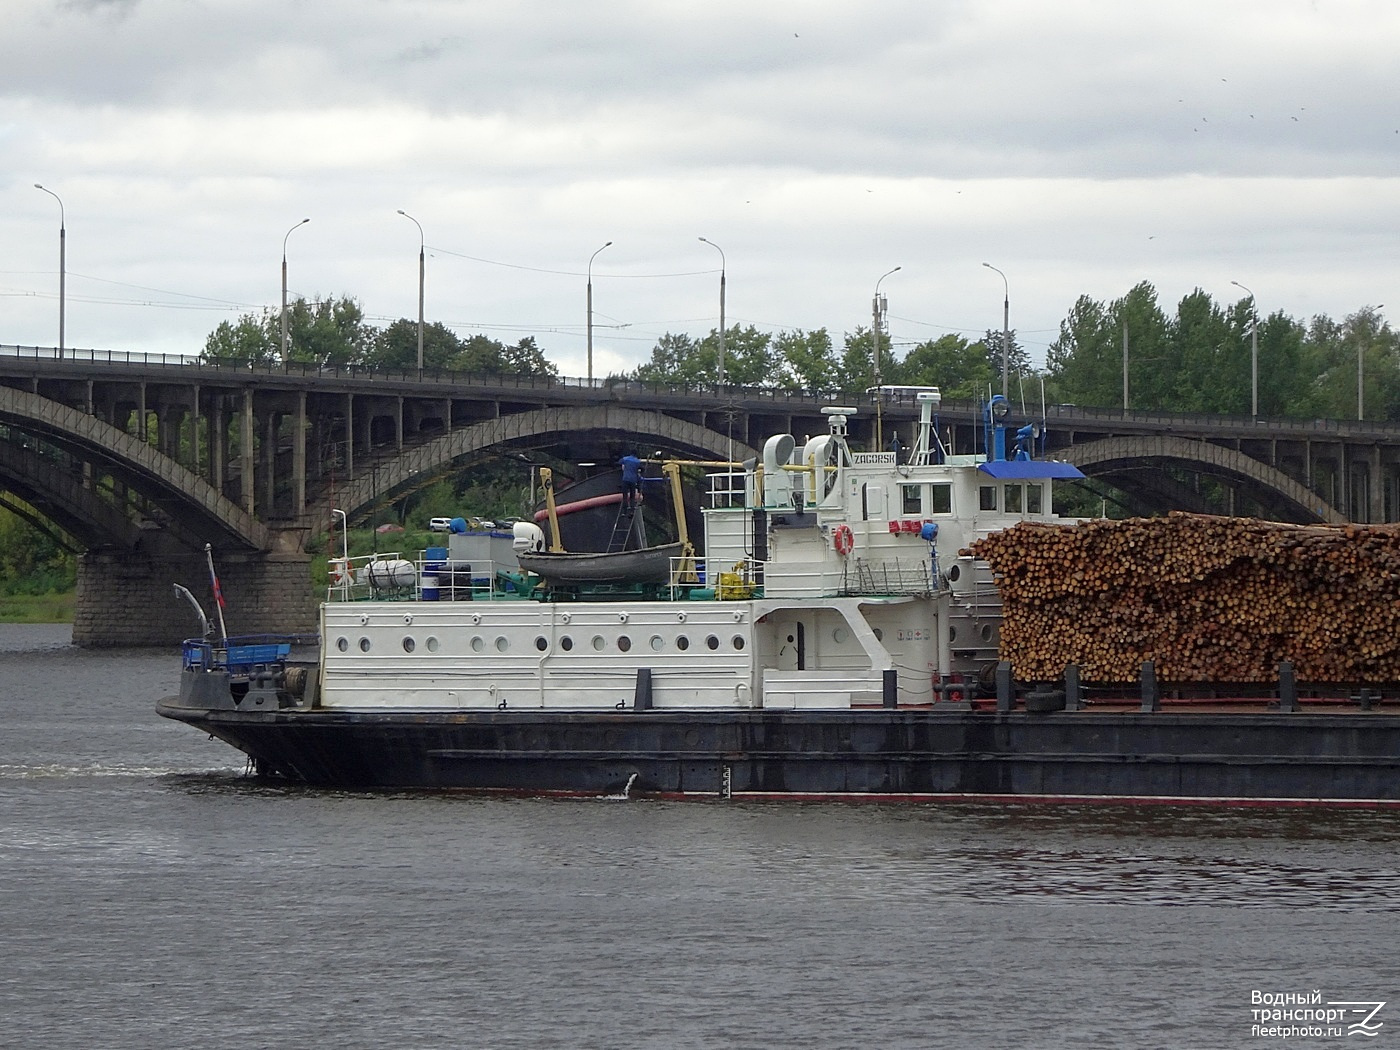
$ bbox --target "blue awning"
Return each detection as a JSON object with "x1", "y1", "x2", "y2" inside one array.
[{"x1": 978, "y1": 460, "x2": 1085, "y2": 479}]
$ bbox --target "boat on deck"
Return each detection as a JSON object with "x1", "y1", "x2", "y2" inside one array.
[
  {"x1": 515, "y1": 542, "x2": 688, "y2": 586},
  {"x1": 158, "y1": 390, "x2": 1400, "y2": 806}
]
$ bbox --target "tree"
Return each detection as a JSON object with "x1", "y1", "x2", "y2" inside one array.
[
  {"x1": 708, "y1": 325, "x2": 774, "y2": 387},
  {"x1": 772, "y1": 328, "x2": 838, "y2": 392},
  {"x1": 1171, "y1": 290, "x2": 1235, "y2": 413},
  {"x1": 282, "y1": 296, "x2": 376, "y2": 367},
  {"x1": 370, "y1": 319, "x2": 463, "y2": 370},
  {"x1": 630, "y1": 326, "x2": 772, "y2": 387},
  {"x1": 631, "y1": 332, "x2": 703, "y2": 385},
  {"x1": 201, "y1": 312, "x2": 277, "y2": 366},
  {"x1": 498, "y1": 336, "x2": 559, "y2": 378},
  {"x1": 899, "y1": 334, "x2": 996, "y2": 401},
  {"x1": 1306, "y1": 306, "x2": 1396, "y2": 420},
  {"x1": 981, "y1": 329, "x2": 1033, "y2": 391},
  {"x1": 1046, "y1": 295, "x2": 1118, "y2": 405},
  {"x1": 450, "y1": 335, "x2": 558, "y2": 377}
]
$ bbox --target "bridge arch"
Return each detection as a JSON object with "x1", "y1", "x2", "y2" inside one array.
[
  {"x1": 328, "y1": 406, "x2": 759, "y2": 525},
  {"x1": 1062, "y1": 435, "x2": 1347, "y2": 524},
  {"x1": 0, "y1": 386, "x2": 267, "y2": 551}
]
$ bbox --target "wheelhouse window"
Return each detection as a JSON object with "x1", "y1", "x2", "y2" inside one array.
[
  {"x1": 931, "y1": 483, "x2": 952, "y2": 514},
  {"x1": 979, "y1": 485, "x2": 997, "y2": 511},
  {"x1": 1027, "y1": 483, "x2": 1044, "y2": 514},
  {"x1": 1004, "y1": 484, "x2": 1023, "y2": 513},
  {"x1": 901, "y1": 484, "x2": 922, "y2": 515}
]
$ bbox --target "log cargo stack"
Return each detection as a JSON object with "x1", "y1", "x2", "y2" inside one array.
[{"x1": 966, "y1": 511, "x2": 1400, "y2": 684}]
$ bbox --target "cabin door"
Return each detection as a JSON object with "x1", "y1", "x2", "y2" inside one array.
[{"x1": 776, "y1": 619, "x2": 807, "y2": 671}]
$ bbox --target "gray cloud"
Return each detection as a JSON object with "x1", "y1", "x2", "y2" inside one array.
[{"x1": 5, "y1": 0, "x2": 1400, "y2": 372}]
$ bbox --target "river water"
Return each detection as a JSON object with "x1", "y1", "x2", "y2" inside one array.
[{"x1": 2, "y1": 623, "x2": 1398, "y2": 1049}]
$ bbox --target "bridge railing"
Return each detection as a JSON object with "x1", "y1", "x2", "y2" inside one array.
[{"x1": 7, "y1": 342, "x2": 1400, "y2": 438}]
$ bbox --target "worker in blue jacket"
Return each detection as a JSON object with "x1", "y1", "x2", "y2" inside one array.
[{"x1": 620, "y1": 453, "x2": 642, "y2": 513}]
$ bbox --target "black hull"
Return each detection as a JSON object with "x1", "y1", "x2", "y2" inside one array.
[{"x1": 157, "y1": 696, "x2": 1400, "y2": 805}]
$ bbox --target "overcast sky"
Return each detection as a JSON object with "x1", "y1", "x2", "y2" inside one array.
[{"x1": 5, "y1": 0, "x2": 1399, "y2": 377}]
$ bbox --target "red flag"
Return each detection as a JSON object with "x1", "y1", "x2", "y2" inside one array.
[{"x1": 205, "y1": 544, "x2": 227, "y2": 609}]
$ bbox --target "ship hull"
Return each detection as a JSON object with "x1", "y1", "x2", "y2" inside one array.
[{"x1": 157, "y1": 688, "x2": 1400, "y2": 806}]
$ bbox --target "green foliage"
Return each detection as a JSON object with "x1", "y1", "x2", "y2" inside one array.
[
  {"x1": 202, "y1": 311, "x2": 278, "y2": 366},
  {"x1": 899, "y1": 334, "x2": 996, "y2": 400},
  {"x1": 199, "y1": 284, "x2": 1400, "y2": 424},
  {"x1": 980, "y1": 329, "x2": 1034, "y2": 386},
  {"x1": 452, "y1": 334, "x2": 558, "y2": 378},
  {"x1": 0, "y1": 506, "x2": 75, "y2": 597},
  {"x1": 771, "y1": 328, "x2": 837, "y2": 392},
  {"x1": 204, "y1": 300, "x2": 558, "y2": 378},
  {"x1": 630, "y1": 326, "x2": 772, "y2": 386},
  {"x1": 1042, "y1": 282, "x2": 1390, "y2": 421},
  {"x1": 371, "y1": 319, "x2": 463, "y2": 370}
]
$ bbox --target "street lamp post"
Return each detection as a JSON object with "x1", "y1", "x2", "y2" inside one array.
[
  {"x1": 397, "y1": 210, "x2": 425, "y2": 371},
  {"x1": 586, "y1": 241, "x2": 612, "y2": 384},
  {"x1": 698, "y1": 237, "x2": 727, "y2": 388},
  {"x1": 33, "y1": 184, "x2": 65, "y2": 357},
  {"x1": 281, "y1": 218, "x2": 310, "y2": 361},
  {"x1": 700, "y1": 237, "x2": 731, "y2": 469},
  {"x1": 1230, "y1": 280, "x2": 1257, "y2": 419},
  {"x1": 982, "y1": 263, "x2": 1010, "y2": 399},
  {"x1": 873, "y1": 266, "x2": 901, "y2": 450},
  {"x1": 1355, "y1": 304, "x2": 1386, "y2": 421}
]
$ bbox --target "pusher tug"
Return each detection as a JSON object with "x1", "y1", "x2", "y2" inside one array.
[{"x1": 159, "y1": 390, "x2": 1400, "y2": 806}]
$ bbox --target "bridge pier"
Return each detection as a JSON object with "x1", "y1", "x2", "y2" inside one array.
[{"x1": 73, "y1": 540, "x2": 317, "y2": 647}]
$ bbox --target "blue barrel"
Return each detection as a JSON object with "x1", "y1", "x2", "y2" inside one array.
[{"x1": 421, "y1": 574, "x2": 440, "y2": 601}]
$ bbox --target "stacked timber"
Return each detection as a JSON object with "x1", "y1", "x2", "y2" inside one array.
[{"x1": 966, "y1": 512, "x2": 1400, "y2": 684}]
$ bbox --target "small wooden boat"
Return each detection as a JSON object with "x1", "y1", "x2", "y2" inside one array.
[{"x1": 516, "y1": 541, "x2": 686, "y2": 585}]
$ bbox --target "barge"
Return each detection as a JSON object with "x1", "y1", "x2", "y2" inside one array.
[{"x1": 158, "y1": 391, "x2": 1400, "y2": 806}]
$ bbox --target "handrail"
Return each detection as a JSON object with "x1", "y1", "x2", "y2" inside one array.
[{"x1": 5, "y1": 342, "x2": 1400, "y2": 436}]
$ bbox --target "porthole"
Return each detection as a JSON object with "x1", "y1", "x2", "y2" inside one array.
[
  {"x1": 495, "y1": 636, "x2": 510, "y2": 653},
  {"x1": 618, "y1": 636, "x2": 632, "y2": 653},
  {"x1": 947, "y1": 563, "x2": 961, "y2": 582},
  {"x1": 336, "y1": 637, "x2": 349, "y2": 653},
  {"x1": 833, "y1": 627, "x2": 848, "y2": 644},
  {"x1": 706, "y1": 635, "x2": 720, "y2": 651},
  {"x1": 535, "y1": 636, "x2": 549, "y2": 652},
  {"x1": 949, "y1": 626, "x2": 958, "y2": 642},
  {"x1": 426, "y1": 636, "x2": 440, "y2": 653},
  {"x1": 650, "y1": 635, "x2": 665, "y2": 652},
  {"x1": 732, "y1": 635, "x2": 746, "y2": 651},
  {"x1": 676, "y1": 635, "x2": 690, "y2": 651},
  {"x1": 359, "y1": 637, "x2": 372, "y2": 653},
  {"x1": 560, "y1": 636, "x2": 574, "y2": 652},
  {"x1": 980, "y1": 624, "x2": 994, "y2": 642},
  {"x1": 471, "y1": 636, "x2": 485, "y2": 653},
  {"x1": 873, "y1": 628, "x2": 884, "y2": 642},
  {"x1": 402, "y1": 637, "x2": 416, "y2": 653},
  {"x1": 592, "y1": 635, "x2": 606, "y2": 652}
]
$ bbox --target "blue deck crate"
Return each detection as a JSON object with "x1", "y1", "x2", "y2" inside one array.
[{"x1": 226, "y1": 642, "x2": 291, "y2": 665}]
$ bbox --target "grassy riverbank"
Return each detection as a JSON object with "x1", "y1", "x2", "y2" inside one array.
[
  {"x1": 0, "y1": 591, "x2": 76, "y2": 623},
  {"x1": 0, "y1": 527, "x2": 458, "y2": 624}
]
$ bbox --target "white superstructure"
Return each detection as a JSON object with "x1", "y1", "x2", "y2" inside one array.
[{"x1": 317, "y1": 391, "x2": 1083, "y2": 712}]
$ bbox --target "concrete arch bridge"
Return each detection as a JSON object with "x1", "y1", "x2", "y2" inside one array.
[{"x1": 3, "y1": 347, "x2": 1400, "y2": 642}]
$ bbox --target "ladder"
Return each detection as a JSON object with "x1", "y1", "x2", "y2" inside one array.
[{"x1": 605, "y1": 499, "x2": 644, "y2": 552}]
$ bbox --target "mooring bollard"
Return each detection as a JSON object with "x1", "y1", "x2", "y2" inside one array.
[
  {"x1": 1140, "y1": 660, "x2": 1160, "y2": 713},
  {"x1": 996, "y1": 661, "x2": 1013, "y2": 713},
  {"x1": 1278, "y1": 660, "x2": 1297, "y2": 713},
  {"x1": 1065, "y1": 663, "x2": 1082, "y2": 711},
  {"x1": 633, "y1": 667, "x2": 653, "y2": 711}
]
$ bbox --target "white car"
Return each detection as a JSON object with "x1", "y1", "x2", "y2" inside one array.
[{"x1": 429, "y1": 517, "x2": 453, "y2": 532}]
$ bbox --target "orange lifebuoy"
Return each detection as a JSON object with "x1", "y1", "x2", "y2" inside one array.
[{"x1": 833, "y1": 524, "x2": 854, "y2": 556}]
